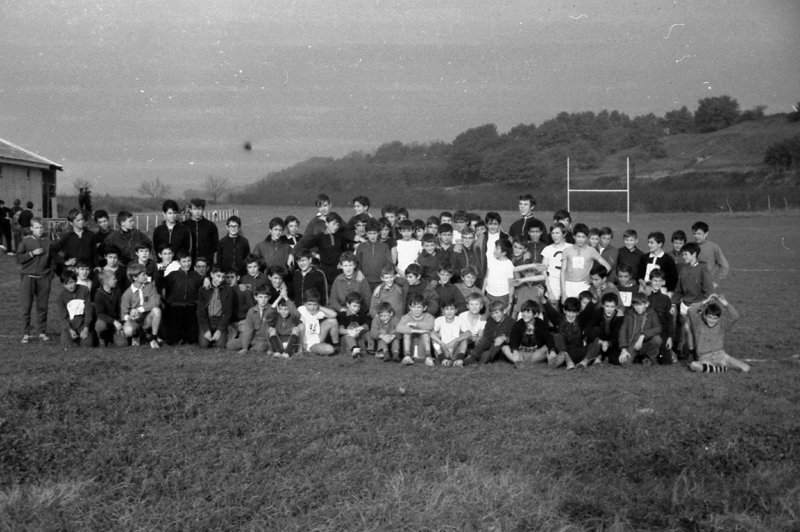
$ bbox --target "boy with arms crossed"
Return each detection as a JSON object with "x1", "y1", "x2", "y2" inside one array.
[{"x1": 337, "y1": 292, "x2": 371, "y2": 358}]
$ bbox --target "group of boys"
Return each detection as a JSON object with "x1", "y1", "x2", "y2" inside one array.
[{"x1": 12, "y1": 192, "x2": 749, "y2": 374}]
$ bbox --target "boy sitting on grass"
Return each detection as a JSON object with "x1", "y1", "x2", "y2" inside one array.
[
  {"x1": 585, "y1": 293, "x2": 625, "y2": 367},
  {"x1": 430, "y1": 300, "x2": 467, "y2": 366},
  {"x1": 337, "y1": 291, "x2": 371, "y2": 358},
  {"x1": 647, "y1": 270, "x2": 676, "y2": 364},
  {"x1": 56, "y1": 270, "x2": 94, "y2": 348},
  {"x1": 395, "y1": 292, "x2": 435, "y2": 366},
  {"x1": 121, "y1": 263, "x2": 162, "y2": 348},
  {"x1": 267, "y1": 292, "x2": 302, "y2": 358},
  {"x1": 464, "y1": 300, "x2": 516, "y2": 366},
  {"x1": 505, "y1": 299, "x2": 555, "y2": 365},
  {"x1": 688, "y1": 294, "x2": 750, "y2": 373},
  {"x1": 228, "y1": 287, "x2": 272, "y2": 354},
  {"x1": 543, "y1": 297, "x2": 593, "y2": 370},
  {"x1": 197, "y1": 264, "x2": 234, "y2": 349},
  {"x1": 619, "y1": 292, "x2": 662, "y2": 366},
  {"x1": 453, "y1": 293, "x2": 487, "y2": 366},
  {"x1": 94, "y1": 270, "x2": 126, "y2": 347},
  {"x1": 370, "y1": 301, "x2": 401, "y2": 362},
  {"x1": 298, "y1": 289, "x2": 338, "y2": 356}
]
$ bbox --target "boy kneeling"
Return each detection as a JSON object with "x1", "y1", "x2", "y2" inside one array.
[
  {"x1": 94, "y1": 270, "x2": 127, "y2": 347},
  {"x1": 121, "y1": 263, "x2": 162, "y2": 348},
  {"x1": 688, "y1": 294, "x2": 750, "y2": 373}
]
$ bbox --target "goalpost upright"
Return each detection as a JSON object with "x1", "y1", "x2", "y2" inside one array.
[{"x1": 567, "y1": 157, "x2": 630, "y2": 223}]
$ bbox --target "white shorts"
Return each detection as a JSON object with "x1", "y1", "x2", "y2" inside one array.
[{"x1": 565, "y1": 280, "x2": 591, "y2": 300}]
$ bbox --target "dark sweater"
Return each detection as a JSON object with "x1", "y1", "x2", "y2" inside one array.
[
  {"x1": 291, "y1": 267, "x2": 329, "y2": 307},
  {"x1": 94, "y1": 286, "x2": 122, "y2": 325},
  {"x1": 50, "y1": 229, "x2": 97, "y2": 269},
  {"x1": 218, "y1": 234, "x2": 251, "y2": 276},
  {"x1": 508, "y1": 317, "x2": 554, "y2": 351},
  {"x1": 157, "y1": 268, "x2": 204, "y2": 306},
  {"x1": 184, "y1": 218, "x2": 219, "y2": 263},
  {"x1": 196, "y1": 283, "x2": 235, "y2": 333},
  {"x1": 152, "y1": 222, "x2": 192, "y2": 258}
]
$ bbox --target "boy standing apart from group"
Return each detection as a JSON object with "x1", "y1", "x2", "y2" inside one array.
[
  {"x1": 17, "y1": 217, "x2": 53, "y2": 343},
  {"x1": 692, "y1": 221, "x2": 729, "y2": 289},
  {"x1": 687, "y1": 294, "x2": 750, "y2": 373}
]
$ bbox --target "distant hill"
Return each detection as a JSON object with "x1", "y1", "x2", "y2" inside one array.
[{"x1": 231, "y1": 101, "x2": 800, "y2": 211}]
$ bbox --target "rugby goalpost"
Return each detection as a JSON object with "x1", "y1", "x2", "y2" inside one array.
[{"x1": 566, "y1": 157, "x2": 630, "y2": 223}]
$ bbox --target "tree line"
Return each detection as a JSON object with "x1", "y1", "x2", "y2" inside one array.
[{"x1": 231, "y1": 95, "x2": 780, "y2": 206}]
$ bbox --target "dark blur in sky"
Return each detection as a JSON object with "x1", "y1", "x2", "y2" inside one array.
[{"x1": 2, "y1": 0, "x2": 798, "y2": 195}]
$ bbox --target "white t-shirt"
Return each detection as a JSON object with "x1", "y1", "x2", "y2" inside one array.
[
  {"x1": 396, "y1": 239, "x2": 422, "y2": 273},
  {"x1": 485, "y1": 258, "x2": 515, "y2": 297},
  {"x1": 298, "y1": 305, "x2": 326, "y2": 349},
  {"x1": 458, "y1": 311, "x2": 486, "y2": 336},
  {"x1": 485, "y1": 231, "x2": 501, "y2": 268},
  {"x1": 434, "y1": 316, "x2": 463, "y2": 344}
]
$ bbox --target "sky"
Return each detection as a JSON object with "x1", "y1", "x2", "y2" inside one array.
[{"x1": 2, "y1": 0, "x2": 799, "y2": 195}]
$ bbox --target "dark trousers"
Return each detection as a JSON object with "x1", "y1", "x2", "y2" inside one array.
[
  {"x1": 199, "y1": 316, "x2": 228, "y2": 348},
  {"x1": 95, "y1": 320, "x2": 129, "y2": 347},
  {"x1": 553, "y1": 334, "x2": 602, "y2": 364},
  {"x1": 61, "y1": 316, "x2": 94, "y2": 348},
  {"x1": 269, "y1": 334, "x2": 300, "y2": 355},
  {"x1": 21, "y1": 274, "x2": 51, "y2": 335},
  {"x1": 466, "y1": 337, "x2": 506, "y2": 365},
  {"x1": 1, "y1": 222, "x2": 12, "y2": 251},
  {"x1": 165, "y1": 304, "x2": 198, "y2": 345}
]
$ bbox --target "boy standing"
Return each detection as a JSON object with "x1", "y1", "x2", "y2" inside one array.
[
  {"x1": 105, "y1": 211, "x2": 153, "y2": 266},
  {"x1": 637, "y1": 231, "x2": 678, "y2": 294},
  {"x1": 483, "y1": 238, "x2": 515, "y2": 310},
  {"x1": 293, "y1": 213, "x2": 346, "y2": 287},
  {"x1": 617, "y1": 230, "x2": 645, "y2": 283},
  {"x1": 688, "y1": 294, "x2": 750, "y2": 373},
  {"x1": 508, "y1": 194, "x2": 543, "y2": 240},
  {"x1": 354, "y1": 219, "x2": 393, "y2": 291},
  {"x1": 560, "y1": 223, "x2": 611, "y2": 302},
  {"x1": 432, "y1": 262, "x2": 468, "y2": 314},
  {"x1": 152, "y1": 200, "x2": 192, "y2": 259},
  {"x1": 598, "y1": 227, "x2": 619, "y2": 284},
  {"x1": 217, "y1": 215, "x2": 250, "y2": 276},
  {"x1": 183, "y1": 199, "x2": 219, "y2": 264},
  {"x1": 671, "y1": 242, "x2": 713, "y2": 358},
  {"x1": 50, "y1": 208, "x2": 97, "y2": 272},
  {"x1": 56, "y1": 270, "x2": 94, "y2": 348},
  {"x1": 450, "y1": 227, "x2": 484, "y2": 287},
  {"x1": 253, "y1": 217, "x2": 294, "y2": 271},
  {"x1": 157, "y1": 251, "x2": 203, "y2": 345},
  {"x1": 395, "y1": 219, "x2": 422, "y2": 276},
  {"x1": 692, "y1": 221, "x2": 729, "y2": 288},
  {"x1": 306, "y1": 194, "x2": 332, "y2": 236},
  {"x1": 17, "y1": 217, "x2": 53, "y2": 343}
]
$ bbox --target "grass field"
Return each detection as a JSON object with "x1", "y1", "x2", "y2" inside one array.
[{"x1": 1, "y1": 209, "x2": 799, "y2": 531}]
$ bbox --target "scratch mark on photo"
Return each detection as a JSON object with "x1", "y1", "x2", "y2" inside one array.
[
  {"x1": 675, "y1": 55, "x2": 691, "y2": 62},
  {"x1": 569, "y1": 14, "x2": 587, "y2": 19},
  {"x1": 664, "y1": 23, "x2": 684, "y2": 38}
]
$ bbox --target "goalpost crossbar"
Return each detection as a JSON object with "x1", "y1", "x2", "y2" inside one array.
[{"x1": 567, "y1": 157, "x2": 630, "y2": 223}]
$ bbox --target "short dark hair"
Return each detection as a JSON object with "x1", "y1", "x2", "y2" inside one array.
[
  {"x1": 269, "y1": 217, "x2": 284, "y2": 230},
  {"x1": 519, "y1": 194, "x2": 536, "y2": 206},
  {"x1": 553, "y1": 209, "x2": 571, "y2": 222},
  {"x1": 681, "y1": 242, "x2": 700, "y2": 256},
  {"x1": 61, "y1": 270, "x2": 78, "y2": 283},
  {"x1": 421, "y1": 233, "x2": 437, "y2": 244},
  {"x1": 485, "y1": 212, "x2": 502, "y2": 224},
  {"x1": 590, "y1": 264, "x2": 608, "y2": 278},
  {"x1": 704, "y1": 303, "x2": 722, "y2": 317},
  {"x1": 189, "y1": 198, "x2": 206, "y2": 209},
  {"x1": 671, "y1": 230, "x2": 687, "y2": 242},
  {"x1": 339, "y1": 251, "x2": 358, "y2": 266},
  {"x1": 303, "y1": 289, "x2": 321, "y2": 303},
  {"x1": 573, "y1": 223, "x2": 589, "y2": 237},
  {"x1": 601, "y1": 292, "x2": 619, "y2": 305},
  {"x1": 315, "y1": 194, "x2": 331, "y2": 206},
  {"x1": 226, "y1": 215, "x2": 242, "y2": 227},
  {"x1": 345, "y1": 291, "x2": 363, "y2": 305},
  {"x1": 397, "y1": 219, "x2": 413, "y2": 230},
  {"x1": 93, "y1": 209, "x2": 109, "y2": 222},
  {"x1": 439, "y1": 223, "x2": 453, "y2": 234},
  {"x1": 407, "y1": 292, "x2": 425, "y2": 307},
  {"x1": 692, "y1": 221, "x2": 709, "y2": 233},
  {"x1": 623, "y1": 229, "x2": 638, "y2": 239},
  {"x1": 377, "y1": 302, "x2": 394, "y2": 315},
  {"x1": 268, "y1": 265, "x2": 287, "y2": 277},
  {"x1": 162, "y1": 199, "x2": 179, "y2": 213},
  {"x1": 437, "y1": 261, "x2": 454, "y2": 274},
  {"x1": 648, "y1": 231, "x2": 665, "y2": 245},
  {"x1": 405, "y1": 263, "x2": 423, "y2": 277},
  {"x1": 563, "y1": 297, "x2": 581, "y2": 312},
  {"x1": 352, "y1": 195, "x2": 370, "y2": 208}
]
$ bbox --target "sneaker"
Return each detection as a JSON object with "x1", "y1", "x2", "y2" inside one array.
[
  {"x1": 401, "y1": 355, "x2": 414, "y2": 366},
  {"x1": 442, "y1": 359, "x2": 452, "y2": 367},
  {"x1": 132, "y1": 338, "x2": 140, "y2": 347},
  {"x1": 383, "y1": 353, "x2": 394, "y2": 363},
  {"x1": 425, "y1": 357, "x2": 434, "y2": 367},
  {"x1": 641, "y1": 357, "x2": 654, "y2": 367},
  {"x1": 352, "y1": 347, "x2": 362, "y2": 358},
  {"x1": 280, "y1": 352, "x2": 290, "y2": 359},
  {"x1": 454, "y1": 359, "x2": 464, "y2": 367},
  {"x1": 39, "y1": 333, "x2": 50, "y2": 342},
  {"x1": 273, "y1": 352, "x2": 283, "y2": 358},
  {"x1": 566, "y1": 360, "x2": 576, "y2": 370},
  {"x1": 375, "y1": 349, "x2": 386, "y2": 359},
  {"x1": 577, "y1": 361, "x2": 588, "y2": 370},
  {"x1": 149, "y1": 339, "x2": 160, "y2": 349},
  {"x1": 21, "y1": 335, "x2": 30, "y2": 344}
]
